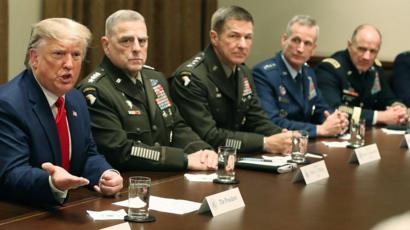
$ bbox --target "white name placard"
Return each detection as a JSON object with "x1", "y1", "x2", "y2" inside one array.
[
  {"x1": 349, "y1": 143, "x2": 381, "y2": 164},
  {"x1": 292, "y1": 160, "x2": 329, "y2": 184},
  {"x1": 198, "y1": 187, "x2": 245, "y2": 217},
  {"x1": 400, "y1": 134, "x2": 410, "y2": 148}
]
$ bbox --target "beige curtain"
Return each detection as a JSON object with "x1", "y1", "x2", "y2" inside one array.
[
  {"x1": 0, "y1": 0, "x2": 8, "y2": 84},
  {"x1": 42, "y1": 0, "x2": 217, "y2": 78}
]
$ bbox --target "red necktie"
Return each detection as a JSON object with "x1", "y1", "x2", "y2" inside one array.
[{"x1": 55, "y1": 97, "x2": 70, "y2": 171}]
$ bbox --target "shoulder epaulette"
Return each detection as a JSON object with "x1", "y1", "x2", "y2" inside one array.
[
  {"x1": 186, "y1": 53, "x2": 204, "y2": 69},
  {"x1": 143, "y1": 64, "x2": 155, "y2": 70},
  {"x1": 374, "y1": 59, "x2": 382, "y2": 67},
  {"x1": 322, "y1": 58, "x2": 341, "y2": 69},
  {"x1": 262, "y1": 62, "x2": 277, "y2": 71}
]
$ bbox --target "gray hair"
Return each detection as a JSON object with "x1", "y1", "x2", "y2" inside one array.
[
  {"x1": 105, "y1": 10, "x2": 145, "y2": 36},
  {"x1": 286, "y1": 15, "x2": 319, "y2": 39},
  {"x1": 211, "y1": 5, "x2": 253, "y2": 34},
  {"x1": 25, "y1": 18, "x2": 91, "y2": 67}
]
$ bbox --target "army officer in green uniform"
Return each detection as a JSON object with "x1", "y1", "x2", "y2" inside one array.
[
  {"x1": 78, "y1": 10, "x2": 218, "y2": 171},
  {"x1": 315, "y1": 24, "x2": 407, "y2": 126},
  {"x1": 171, "y1": 6, "x2": 292, "y2": 154}
]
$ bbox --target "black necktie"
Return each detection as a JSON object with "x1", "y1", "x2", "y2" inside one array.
[
  {"x1": 135, "y1": 80, "x2": 147, "y2": 107},
  {"x1": 295, "y1": 73, "x2": 304, "y2": 94}
]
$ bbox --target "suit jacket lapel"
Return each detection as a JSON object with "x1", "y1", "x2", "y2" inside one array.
[
  {"x1": 301, "y1": 68, "x2": 310, "y2": 115},
  {"x1": 65, "y1": 96, "x2": 81, "y2": 173},
  {"x1": 26, "y1": 72, "x2": 60, "y2": 165}
]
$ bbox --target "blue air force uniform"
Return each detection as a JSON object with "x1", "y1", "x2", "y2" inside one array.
[{"x1": 252, "y1": 52, "x2": 331, "y2": 138}]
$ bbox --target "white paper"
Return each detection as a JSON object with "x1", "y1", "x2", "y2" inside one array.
[
  {"x1": 261, "y1": 155, "x2": 291, "y2": 165},
  {"x1": 128, "y1": 197, "x2": 146, "y2": 208},
  {"x1": 87, "y1": 209, "x2": 127, "y2": 220},
  {"x1": 184, "y1": 173, "x2": 217, "y2": 182},
  {"x1": 381, "y1": 128, "x2": 406, "y2": 135},
  {"x1": 100, "y1": 223, "x2": 131, "y2": 230},
  {"x1": 321, "y1": 141, "x2": 350, "y2": 148},
  {"x1": 338, "y1": 133, "x2": 351, "y2": 140},
  {"x1": 114, "y1": 196, "x2": 201, "y2": 215}
]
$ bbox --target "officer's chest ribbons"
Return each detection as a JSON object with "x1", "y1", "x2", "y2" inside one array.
[
  {"x1": 241, "y1": 75, "x2": 253, "y2": 101},
  {"x1": 307, "y1": 76, "x2": 317, "y2": 100},
  {"x1": 371, "y1": 69, "x2": 381, "y2": 95},
  {"x1": 150, "y1": 79, "x2": 173, "y2": 122}
]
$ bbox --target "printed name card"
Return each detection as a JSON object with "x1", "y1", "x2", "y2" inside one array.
[
  {"x1": 198, "y1": 187, "x2": 245, "y2": 217},
  {"x1": 292, "y1": 160, "x2": 329, "y2": 185},
  {"x1": 349, "y1": 143, "x2": 381, "y2": 164},
  {"x1": 399, "y1": 134, "x2": 410, "y2": 148}
]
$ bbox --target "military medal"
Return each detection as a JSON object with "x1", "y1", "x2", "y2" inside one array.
[{"x1": 279, "y1": 85, "x2": 286, "y2": 96}]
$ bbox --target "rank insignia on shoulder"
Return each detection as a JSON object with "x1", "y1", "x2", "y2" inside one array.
[
  {"x1": 263, "y1": 63, "x2": 276, "y2": 71},
  {"x1": 322, "y1": 58, "x2": 340, "y2": 69},
  {"x1": 87, "y1": 72, "x2": 102, "y2": 83},
  {"x1": 115, "y1": 78, "x2": 122, "y2": 84}
]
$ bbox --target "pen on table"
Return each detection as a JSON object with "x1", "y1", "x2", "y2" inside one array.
[{"x1": 306, "y1": 152, "x2": 327, "y2": 158}]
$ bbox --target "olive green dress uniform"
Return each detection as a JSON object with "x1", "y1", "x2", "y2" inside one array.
[
  {"x1": 77, "y1": 56, "x2": 212, "y2": 171},
  {"x1": 171, "y1": 45, "x2": 282, "y2": 153}
]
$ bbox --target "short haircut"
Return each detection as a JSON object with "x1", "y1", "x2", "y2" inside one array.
[
  {"x1": 351, "y1": 24, "x2": 382, "y2": 44},
  {"x1": 105, "y1": 10, "x2": 145, "y2": 36},
  {"x1": 211, "y1": 5, "x2": 253, "y2": 34},
  {"x1": 25, "y1": 18, "x2": 91, "y2": 67},
  {"x1": 286, "y1": 15, "x2": 319, "y2": 39}
]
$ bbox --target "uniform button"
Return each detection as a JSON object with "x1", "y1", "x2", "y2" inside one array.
[
  {"x1": 154, "y1": 142, "x2": 160, "y2": 147},
  {"x1": 137, "y1": 140, "x2": 142, "y2": 144},
  {"x1": 136, "y1": 128, "x2": 141, "y2": 133},
  {"x1": 152, "y1": 125, "x2": 157, "y2": 131}
]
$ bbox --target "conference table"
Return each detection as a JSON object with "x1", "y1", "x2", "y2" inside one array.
[{"x1": 1, "y1": 128, "x2": 410, "y2": 230}]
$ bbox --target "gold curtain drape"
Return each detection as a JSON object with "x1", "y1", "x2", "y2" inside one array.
[
  {"x1": 0, "y1": 0, "x2": 8, "y2": 84},
  {"x1": 42, "y1": 0, "x2": 217, "y2": 78}
]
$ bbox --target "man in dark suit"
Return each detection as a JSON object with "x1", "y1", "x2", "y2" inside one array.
[
  {"x1": 77, "y1": 10, "x2": 218, "y2": 171},
  {"x1": 315, "y1": 24, "x2": 407, "y2": 126},
  {"x1": 0, "y1": 18, "x2": 123, "y2": 206},
  {"x1": 252, "y1": 15, "x2": 349, "y2": 138},
  {"x1": 171, "y1": 6, "x2": 292, "y2": 154},
  {"x1": 392, "y1": 51, "x2": 410, "y2": 107}
]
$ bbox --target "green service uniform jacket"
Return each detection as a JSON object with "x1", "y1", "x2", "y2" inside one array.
[
  {"x1": 77, "y1": 56, "x2": 211, "y2": 171},
  {"x1": 315, "y1": 49, "x2": 401, "y2": 125},
  {"x1": 171, "y1": 45, "x2": 282, "y2": 153}
]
